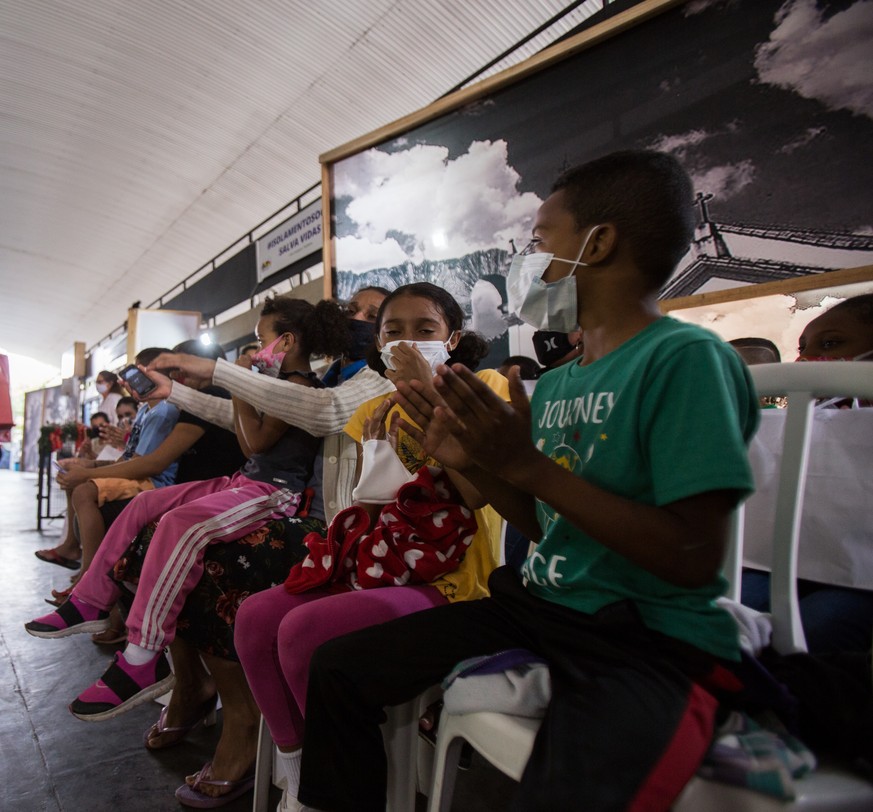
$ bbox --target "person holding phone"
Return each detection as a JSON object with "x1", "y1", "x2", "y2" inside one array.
[
  {"x1": 44, "y1": 347, "x2": 180, "y2": 585},
  {"x1": 118, "y1": 363, "x2": 158, "y2": 398},
  {"x1": 36, "y1": 398, "x2": 142, "y2": 572},
  {"x1": 93, "y1": 397, "x2": 139, "y2": 460}
]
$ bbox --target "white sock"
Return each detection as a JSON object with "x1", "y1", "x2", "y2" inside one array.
[
  {"x1": 276, "y1": 748, "x2": 302, "y2": 798},
  {"x1": 123, "y1": 643, "x2": 158, "y2": 666}
]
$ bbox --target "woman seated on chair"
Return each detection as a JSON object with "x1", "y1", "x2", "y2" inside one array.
[
  {"x1": 741, "y1": 293, "x2": 873, "y2": 654},
  {"x1": 231, "y1": 282, "x2": 509, "y2": 812}
]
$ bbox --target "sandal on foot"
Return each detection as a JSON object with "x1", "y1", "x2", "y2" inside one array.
[
  {"x1": 69, "y1": 649, "x2": 175, "y2": 721},
  {"x1": 175, "y1": 762, "x2": 255, "y2": 808},
  {"x1": 25, "y1": 595, "x2": 110, "y2": 639},
  {"x1": 44, "y1": 586, "x2": 73, "y2": 607},
  {"x1": 35, "y1": 549, "x2": 81, "y2": 570},
  {"x1": 143, "y1": 695, "x2": 218, "y2": 750},
  {"x1": 91, "y1": 627, "x2": 128, "y2": 646}
]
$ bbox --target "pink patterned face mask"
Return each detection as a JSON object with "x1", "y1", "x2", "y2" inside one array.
[
  {"x1": 795, "y1": 350, "x2": 873, "y2": 363},
  {"x1": 252, "y1": 335, "x2": 287, "y2": 377}
]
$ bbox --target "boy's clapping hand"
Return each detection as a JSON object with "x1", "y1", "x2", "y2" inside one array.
[{"x1": 431, "y1": 364, "x2": 534, "y2": 479}]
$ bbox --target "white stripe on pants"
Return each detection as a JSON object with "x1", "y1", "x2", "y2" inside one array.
[{"x1": 128, "y1": 474, "x2": 301, "y2": 651}]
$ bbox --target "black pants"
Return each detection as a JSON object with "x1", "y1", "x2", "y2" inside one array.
[{"x1": 298, "y1": 567, "x2": 727, "y2": 812}]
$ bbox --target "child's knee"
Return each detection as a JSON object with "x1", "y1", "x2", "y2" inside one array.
[{"x1": 72, "y1": 481, "x2": 98, "y2": 507}]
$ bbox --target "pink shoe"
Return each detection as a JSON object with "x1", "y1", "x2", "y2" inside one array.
[
  {"x1": 25, "y1": 595, "x2": 110, "y2": 639},
  {"x1": 69, "y1": 649, "x2": 175, "y2": 722}
]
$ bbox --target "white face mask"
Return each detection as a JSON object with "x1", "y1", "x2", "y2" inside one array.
[
  {"x1": 380, "y1": 339, "x2": 453, "y2": 374},
  {"x1": 96, "y1": 382, "x2": 110, "y2": 395},
  {"x1": 506, "y1": 227, "x2": 598, "y2": 333}
]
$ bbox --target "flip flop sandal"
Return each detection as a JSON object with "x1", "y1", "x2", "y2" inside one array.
[
  {"x1": 45, "y1": 586, "x2": 73, "y2": 607},
  {"x1": 35, "y1": 549, "x2": 81, "y2": 570},
  {"x1": 175, "y1": 762, "x2": 255, "y2": 808},
  {"x1": 143, "y1": 696, "x2": 218, "y2": 750}
]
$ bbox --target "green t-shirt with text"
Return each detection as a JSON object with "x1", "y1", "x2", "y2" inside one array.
[{"x1": 522, "y1": 317, "x2": 758, "y2": 660}]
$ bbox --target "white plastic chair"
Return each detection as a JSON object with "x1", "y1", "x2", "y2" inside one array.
[
  {"x1": 253, "y1": 694, "x2": 432, "y2": 812},
  {"x1": 426, "y1": 362, "x2": 873, "y2": 812}
]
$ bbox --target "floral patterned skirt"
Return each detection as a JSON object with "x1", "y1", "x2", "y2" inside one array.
[{"x1": 111, "y1": 515, "x2": 327, "y2": 661}]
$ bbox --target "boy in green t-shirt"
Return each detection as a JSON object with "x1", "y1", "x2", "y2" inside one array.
[{"x1": 295, "y1": 151, "x2": 759, "y2": 812}]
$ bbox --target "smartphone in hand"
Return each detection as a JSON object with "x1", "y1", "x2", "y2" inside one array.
[{"x1": 119, "y1": 364, "x2": 157, "y2": 398}]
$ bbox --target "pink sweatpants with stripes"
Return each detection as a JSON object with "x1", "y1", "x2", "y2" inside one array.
[
  {"x1": 235, "y1": 583, "x2": 446, "y2": 747},
  {"x1": 73, "y1": 472, "x2": 301, "y2": 651}
]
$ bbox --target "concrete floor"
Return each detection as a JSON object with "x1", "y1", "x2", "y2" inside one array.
[{"x1": 1, "y1": 470, "x2": 515, "y2": 811}]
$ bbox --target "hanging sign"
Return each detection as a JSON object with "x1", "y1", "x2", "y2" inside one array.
[{"x1": 256, "y1": 200, "x2": 322, "y2": 282}]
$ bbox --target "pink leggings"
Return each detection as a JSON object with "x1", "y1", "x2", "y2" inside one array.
[
  {"x1": 235, "y1": 584, "x2": 447, "y2": 747},
  {"x1": 74, "y1": 473, "x2": 300, "y2": 650}
]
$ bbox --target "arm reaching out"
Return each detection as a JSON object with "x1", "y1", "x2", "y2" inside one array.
[
  {"x1": 149, "y1": 352, "x2": 217, "y2": 385},
  {"x1": 211, "y1": 359, "x2": 394, "y2": 436}
]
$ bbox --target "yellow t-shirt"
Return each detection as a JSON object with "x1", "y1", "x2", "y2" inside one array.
[{"x1": 344, "y1": 368, "x2": 510, "y2": 602}]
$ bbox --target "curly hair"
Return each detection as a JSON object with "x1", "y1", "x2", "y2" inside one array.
[{"x1": 260, "y1": 295, "x2": 350, "y2": 358}]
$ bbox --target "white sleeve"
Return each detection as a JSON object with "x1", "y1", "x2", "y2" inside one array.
[
  {"x1": 212, "y1": 359, "x2": 395, "y2": 437},
  {"x1": 167, "y1": 384, "x2": 235, "y2": 432}
]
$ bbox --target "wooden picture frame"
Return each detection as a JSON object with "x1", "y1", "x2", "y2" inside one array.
[{"x1": 319, "y1": 0, "x2": 873, "y2": 361}]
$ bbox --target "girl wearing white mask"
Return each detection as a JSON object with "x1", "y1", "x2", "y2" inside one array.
[
  {"x1": 232, "y1": 282, "x2": 510, "y2": 812},
  {"x1": 94, "y1": 371, "x2": 125, "y2": 424}
]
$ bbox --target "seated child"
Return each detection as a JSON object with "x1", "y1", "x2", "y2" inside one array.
[
  {"x1": 741, "y1": 293, "x2": 873, "y2": 654},
  {"x1": 292, "y1": 150, "x2": 758, "y2": 812},
  {"x1": 232, "y1": 283, "x2": 508, "y2": 810},
  {"x1": 44, "y1": 348, "x2": 179, "y2": 579}
]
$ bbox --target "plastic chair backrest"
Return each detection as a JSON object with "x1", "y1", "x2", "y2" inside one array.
[{"x1": 747, "y1": 362, "x2": 873, "y2": 654}]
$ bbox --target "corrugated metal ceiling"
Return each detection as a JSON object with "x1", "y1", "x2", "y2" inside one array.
[{"x1": 0, "y1": 0, "x2": 602, "y2": 364}]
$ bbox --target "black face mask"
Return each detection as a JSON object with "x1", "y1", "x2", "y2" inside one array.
[
  {"x1": 346, "y1": 319, "x2": 376, "y2": 361},
  {"x1": 531, "y1": 330, "x2": 573, "y2": 368}
]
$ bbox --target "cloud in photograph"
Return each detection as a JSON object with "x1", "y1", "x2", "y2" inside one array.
[
  {"x1": 755, "y1": 0, "x2": 873, "y2": 120},
  {"x1": 333, "y1": 235, "x2": 408, "y2": 274},
  {"x1": 684, "y1": 0, "x2": 740, "y2": 16},
  {"x1": 647, "y1": 128, "x2": 755, "y2": 202},
  {"x1": 690, "y1": 159, "x2": 756, "y2": 199},
  {"x1": 333, "y1": 139, "x2": 541, "y2": 272},
  {"x1": 648, "y1": 129, "x2": 714, "y2": 159},
  {"x1": 778, "y1": 125, "x2": 827, "y2": 154}
]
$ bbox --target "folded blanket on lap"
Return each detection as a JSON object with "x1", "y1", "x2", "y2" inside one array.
[{"x1": 284, "y1": 466, "x2": 478, "y2": 593}]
